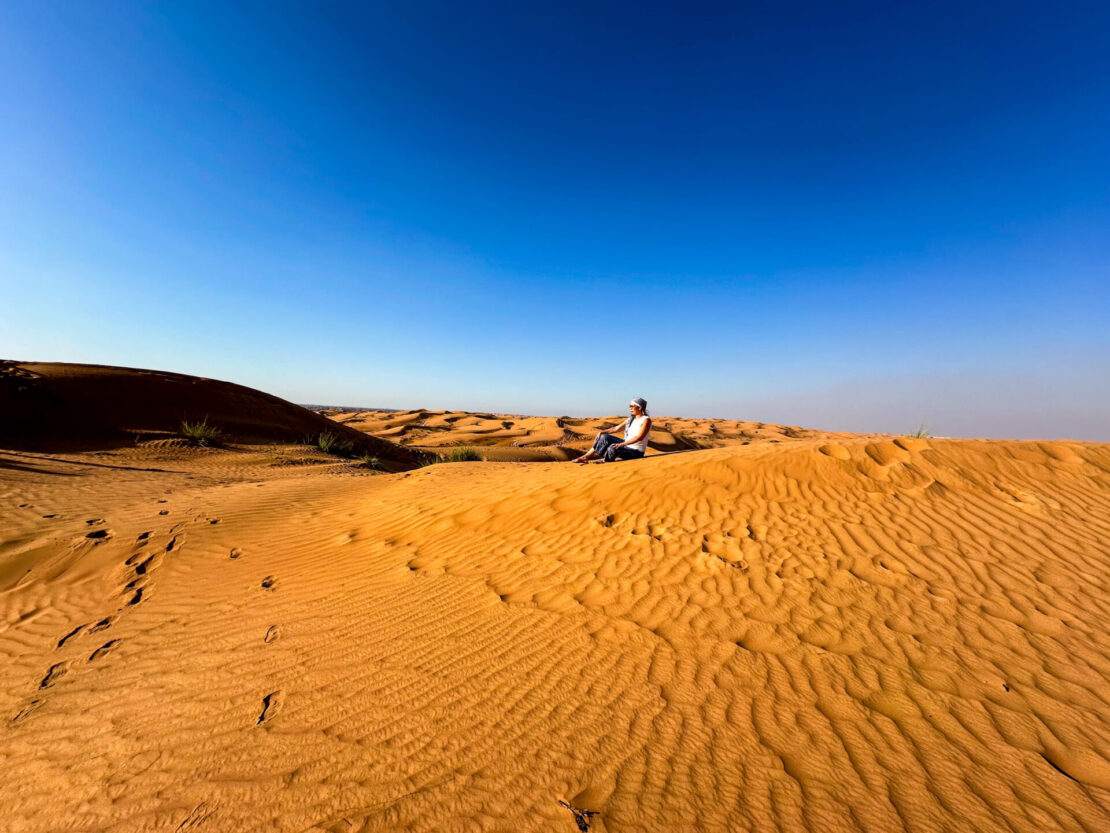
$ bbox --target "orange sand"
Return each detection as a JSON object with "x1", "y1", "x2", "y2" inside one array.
[
  {"x1": 321, "y1": 408, "x2": 877, "y2": 462},
  {"x1": 3, "y1": 364, "x2": 1110, "y2": 832}
]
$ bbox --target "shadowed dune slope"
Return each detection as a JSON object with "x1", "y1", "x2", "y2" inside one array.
[
  {"x1": 2, "y1": 438, "x2": 1109, "y2": 831},
  {"x1": 0, "y1": 361, "x2": 420, "y2": 468}
]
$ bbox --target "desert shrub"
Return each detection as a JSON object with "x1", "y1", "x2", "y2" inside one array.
[
  {"x1": 314, "y1": 431, "x2": 354, "y2": 457},
  {"x1": 781, "y1": 426, "x2": 805, "y2": 438},
  {"x1": 358, "y1": 453, "x2": 383, "y2": 469},
  {"x1": 501, "y1": 420, "x2": 513, "y2": 429},
  {"x1": 180, "y1": 418, "x2": 222, "y2": 447},
  {"x1": 444, "y1": 446, "x2": 482, "y2": 463},
  {"x1": 909, "y1": 424, "x2": 933, "y2": 439},
  {"x1": 418, "y1": 447, "x2": 483, "y2": 465}
]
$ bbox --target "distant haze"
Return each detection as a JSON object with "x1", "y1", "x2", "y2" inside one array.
[
  {"x1": 297, "y1": 359, "x2": 1109, "y2": 442},
  {"x1": 2, "y1": 2, "x2": 1107, "y2": 441},
  {"x1": 708, "y1": 363, "x2": 1110, "y2": 442}
]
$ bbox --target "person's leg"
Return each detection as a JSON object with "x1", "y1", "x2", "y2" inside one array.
[
  {"x1": 606, "y1": 446, "x2": 645, "y2": 462},
  {"x1": 602, "y1": 437, "x2": 627, "y2": 463},
  {"x1": 575, "y1": 435, "x2": 605, "y2": 462},
  {"x1": 597, "y1": 434, "x2": 624, "y2": 460},
  {"x1": 576, "y1": 433, "x2": 617, "y2": 463}
]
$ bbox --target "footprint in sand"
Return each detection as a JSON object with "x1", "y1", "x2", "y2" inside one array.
[
  {"x1": 264, "y1": 626, "x2": 280, "y2": 643},
  {"x1": 175, "y1": 802, "x2": 212, "y2": 830},
  {"x1": 256, "y1": 690, "x2": 284, "y2": 725},
  {"x1": 12, "y1": 699, "x2": 44, "y2": 723},
  {"x1": 714, "y1": 554, "x2": 748, "y2": 572},
  {"x1": 88, "y1": 615, "x2": 117, "y2": 634},
  {"x1": 260, "y1": 576, "x2": 277, "y2": 591},
  {"x1": 89, "y1": 640, "x2": 121, "y2": 661},
  {"x1": 57, "y1": 624, "x2": 86, "y2": 648},
  {"x1": 229, "y1": 547, "x2": 243, "y2": 559},
  {"x1": 125, "y1": 549, "x2": 157, "y2": 573},
  {"x1": 39, "y1": 662, "x2": 69, "y2": 689}
]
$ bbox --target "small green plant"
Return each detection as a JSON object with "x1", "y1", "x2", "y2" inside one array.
[
  {"x1": 419, "y1": 452, "x2": 442, "y2": 467},
  {"x1": 314, "y1": 431, "x2": 354, "y2": 457},
  {"x1": 358, "y1": 453, "x2": 384, "y2": 469},
  {"x1": 444, "y1": 446, "x2": 481, "y2": 462},
  {"x1": 180, "y1": 418, "x2": 222, "y2": 447},
  {"x1": 501, "y1": 420, "x2": 513, "y2": 430},
  {"x1": 781, "y1": 426, "x2": 805, "y2": 438},
  {"x1": 909, "y1": 424, "x2": 933, "y2": 439}
]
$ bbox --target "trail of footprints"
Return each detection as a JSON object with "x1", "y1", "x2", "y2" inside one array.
[
  {"x1": 228, "y1": 544, "x2": 286, "y2": 731},
  {"x1": 13, "y1": 521, "x2": 177, "y2": 722},
  {"x1": 16, "y1": 508, "x2": 287, "y2": 752},
  {"x1": 224, "y1": 542, "x2": 286, "y2": 731}
]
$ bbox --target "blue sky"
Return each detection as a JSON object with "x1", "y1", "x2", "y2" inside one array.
[{"x1": 2, "y1": 1, "x2": 1108, "y2": 438}]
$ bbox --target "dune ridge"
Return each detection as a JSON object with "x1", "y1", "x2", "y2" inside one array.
[
  {"x1": 320, "y1": 407, "x2": 874, "y2": 462},
  {"x1": 1, "y1": 362, "x2": 419, "y2": 470},
  {"x1": 3, "y1": 430, "x2": 1109, "y2": 831}
]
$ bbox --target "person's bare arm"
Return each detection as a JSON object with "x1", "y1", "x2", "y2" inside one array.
[
  {"x1": 614, "y1": 417, "x2": 651, "y2": 448},
  {"x1": 599, "y1": 418, "x2": 628, "y2": 437}
]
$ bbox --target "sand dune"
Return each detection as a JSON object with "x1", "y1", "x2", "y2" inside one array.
[
  {"x1": 1, "y1": 361, "x2": 419, "y2": 470},
  {"x1": 3, "y1": 390, "x2": 1109, "y2": 831},
  {"x1": 321, "y1": 407, "x2": 875, "y2": 462}
]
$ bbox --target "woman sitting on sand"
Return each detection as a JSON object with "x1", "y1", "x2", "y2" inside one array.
[{"x1": 574, "y1": 398, "x2": 652, "y2": 464}]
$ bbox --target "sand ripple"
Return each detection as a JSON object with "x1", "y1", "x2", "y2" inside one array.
[{"x1": 1, "y1": 439, "x2": 1109, "y2": 831}]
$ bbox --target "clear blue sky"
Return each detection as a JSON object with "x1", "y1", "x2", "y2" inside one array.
[{"x1": 2, "y1": 1, "x2": 1108, "y2": 438}]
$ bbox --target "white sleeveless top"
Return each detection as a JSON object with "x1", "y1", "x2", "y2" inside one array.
[{"x1": 624, "y1": 415, "x2": 651, "y2": 452}]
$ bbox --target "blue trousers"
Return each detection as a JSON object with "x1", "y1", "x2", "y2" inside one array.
[{"x1": 593, "y1": 433, "x2": 646, "y2": 462}]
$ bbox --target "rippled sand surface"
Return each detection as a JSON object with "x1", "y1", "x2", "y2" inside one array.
[{"x1": 3, "y1": 434, "x2": 1109, "y2": 832}]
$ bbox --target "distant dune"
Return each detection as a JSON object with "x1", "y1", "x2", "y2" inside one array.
[
  {"x1": 2, "y1": 365, "x2": 1109, "y2": 831},
  {"x1": 319, "y1": 407, "x2": 880, "y2": 462}
]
